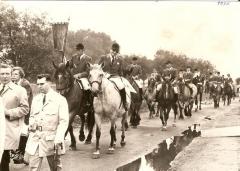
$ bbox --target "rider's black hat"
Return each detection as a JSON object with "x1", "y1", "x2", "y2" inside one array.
[
  {"x1": 76, "y1": 43, "x2": 84, "y2": 50},
  {"x1": 165, "y1": 60, "x2": 172, "y2": 65},
  {"x1": 112, "y1": 43, "x2": 120, "y2": 53},
  {"x1": 132, "y1": 56, "x2": 138, "y2": 61}
]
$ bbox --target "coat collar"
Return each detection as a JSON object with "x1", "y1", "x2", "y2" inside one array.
[
  {"x1": 37, "y1": 89, "x2": 55, "y2": 108},
  {"x1": 0, "y1": 81, "x2": 15, "y2": 96}
]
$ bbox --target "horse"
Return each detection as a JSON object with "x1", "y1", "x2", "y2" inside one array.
[
  {"x1": 88, "y1": 63, "x2": 130, "y2": 159},
  {"x1": 222, "y1": 82, "x2": 232, "y2": 106},
  {"x1": 144, "y1": 77, "x2": 158, "y2": 119},
  {"x1": 53, "y1": 61, "x2": 95, "y2": 150},
  {"x1": 127, "y1": 76, "x2": 143, "y2": 128},
  {"x1": 157, "y1": 81, "x2": 178, "y2": 131},
  {"x1": 192, "y1": 76, "x2": 204, "y2": 111},
  {"x1": 178, "y1": 82, "x2": 197, "y2": 119},
  {"x1": 210, "y1": 82, "x2": 222, "y2": 108}
]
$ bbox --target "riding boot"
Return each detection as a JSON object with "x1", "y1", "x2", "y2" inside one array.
[
  {"x1": 120, "y1": 88, "x2": 128, "y2": 111},
  {"x1": 153, "y1": 90, "x2": 159, "y2": 102},
  {"x1": 13, "y1": 136, "x2": 28, "y2": 164},
  {"x1": 84, "y1": 90, "x2": 91, "y2": 107},
  {"x1": 139, "y1": 88, "x2": 143, "y2": 100}
]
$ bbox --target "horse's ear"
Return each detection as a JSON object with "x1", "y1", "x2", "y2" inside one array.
[
  {"x1": 66, "y1": 60, "x2": 73, "y2": 69},
  {"x1": 52, "y1": 60, "x2": 57, "y2": 69},
  {"x1": 86, "y1": 62, "x2": 92, "y2": 69},
  {"x1": 100, "y1": 62, "x2": 105, "y2": 69}
]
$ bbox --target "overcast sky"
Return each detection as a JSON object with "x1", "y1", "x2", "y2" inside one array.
[{"x1": 6, "y1": 1, "x2": 240, "y2": 79}]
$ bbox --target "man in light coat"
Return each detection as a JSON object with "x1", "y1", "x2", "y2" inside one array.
[
  {"x1": 0, "y1": 63, "x2": 29, "y2": 171},
  {"x1": 26, "y1": 74, "x2": 69, "y2": 171}
]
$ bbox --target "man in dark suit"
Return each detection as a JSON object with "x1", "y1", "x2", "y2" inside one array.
[
  {"x1": 11, "y1": 66, "x2": 33, "y2": 164},
  {"x1": 98, "y1": 43, "x2": 128, "y2": 111}
]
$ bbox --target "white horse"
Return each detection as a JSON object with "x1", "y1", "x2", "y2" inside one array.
[{"x1": 88, "y1": 63, "x2": 131, "y2": 159}]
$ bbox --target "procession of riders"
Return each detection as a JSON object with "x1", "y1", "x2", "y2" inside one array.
[{"x1": 0, "y1": 42, "x2": 237, "y2": 169}]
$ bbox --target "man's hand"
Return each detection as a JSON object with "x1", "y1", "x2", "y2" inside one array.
[{"x1": 54, "y1": 142, "x2": 63, "y2": 150}]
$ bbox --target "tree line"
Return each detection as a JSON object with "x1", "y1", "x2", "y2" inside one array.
[{"x1": 0, "y1": 3, "x2": 217, "y2": 82}]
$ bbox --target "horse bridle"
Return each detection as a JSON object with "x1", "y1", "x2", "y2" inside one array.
[{"x1": 89, "y1": 80, "x2": 103, "y2": 95}]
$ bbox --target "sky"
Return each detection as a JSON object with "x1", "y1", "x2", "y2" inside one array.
[{"x1": 5, "y1": 1, "x2": 240, "y2": 79}]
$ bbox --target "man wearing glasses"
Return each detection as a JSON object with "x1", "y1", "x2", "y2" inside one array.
[{"x1": 26, "y1": 74, "x2": 69, "y2": 171}]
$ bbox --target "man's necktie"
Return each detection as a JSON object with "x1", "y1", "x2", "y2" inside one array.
[
  {"x1": 43, "y1": 94, "x2": 46, "y2": 105},
  {"x1": 0, "y1": 84, "x2": 6, "y2": 95}
]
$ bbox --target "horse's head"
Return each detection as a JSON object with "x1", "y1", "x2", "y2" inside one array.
[
  {"x1": 88, "y1": 63, "x2": 105, "y2": 95},
  {"x1": 148, "y1": 77, "x2": 156, "y2": 92},
  {"x1": 53, "y1": 61, "x2": 74, "y2": 95}
]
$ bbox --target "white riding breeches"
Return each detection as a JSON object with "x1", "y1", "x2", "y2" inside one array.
[
  {"x1": 108, "y1": 76, "x2": 125, "y2": 90},
  {"x1": 80, "y1": 78, "x2": 91, "y2": 90}
]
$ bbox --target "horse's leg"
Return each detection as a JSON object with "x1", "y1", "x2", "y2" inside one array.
[
  {"x1": 121, "y1": 112, "x2": 127, "y2": 147},
  {"x1": 162, "y1": 107, "x2": 171, "y2": 131},
  {"x1": 85, "y1": 108, "x2": 95, "y2": 144},
  {"x1": 194, "y1": 95, "x2": 198, "y2": 112},
  {"x1": 156, "y1": 102, "x2": 160, "y2": 117},
  {"x1": 66, "y1": 112, "x2": 77, "y2": 150},
  {"x1": 172, "y1": 104, "x2": 178, "y2": 127},
  {"x1": 179, "y1": 106, "x2": 184, "y2": 120},
  {"x1": 159, "y1": 107, "x2": 165, "y2": 126},
  {"x1": 68, "y1": 125, "x2": 77, "y2": 150},
  {"x1": 93, "y1": 114, "x2": 101, "y2": 159},
  {"x1": 199, "y1": 92, "x2": 202, "y2": 110},
  {"x1": 108, "y1": 119, "x2": 117, "y2": 154},
  {"x1": 79, "y1": 113, "x2": 86, "y2": 142}
]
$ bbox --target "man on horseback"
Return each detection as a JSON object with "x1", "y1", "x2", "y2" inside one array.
[
  {"x1": 127, "y1": 56, "x2": 143, "y2": 99},
  {"x1": 154, "y1": 61, "x2": 178, "y2": 102},
  {"x1": 183, "y1": 66, "x2": 196, "y2": 99},
  {"x1": 70, "y1": 43, "x2": 92, "y2": 106},
  {"x1": 226, "y1": 74, "x2": 234, "y2": 90},
  {"x1": 98, "y1": 43, "x2": 128, "y2": 111}
]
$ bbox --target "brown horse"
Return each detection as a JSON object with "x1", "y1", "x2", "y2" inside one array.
[
  {"x1": 157, "y1": 82, "x2": 178, "y2": 131},
  {"x1": 222, "y1": 82, "x2": 232, "y2": 106},
  {"x1": 211, "y1": 82, "x2": 222, "y2": 108},
  {"x1": 53, "y1": 62, "x2": 95, "y2": 150},
  {"x1": 128, "y1": 77, "x2": 143, "y2": 128},
  {"x1": 178, "y1": 83, "x2": 196, "y2": 119}
]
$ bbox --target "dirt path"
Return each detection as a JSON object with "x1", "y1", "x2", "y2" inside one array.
[{"x1": 11, "y1": 99, "x2": 240, "y2": 171}]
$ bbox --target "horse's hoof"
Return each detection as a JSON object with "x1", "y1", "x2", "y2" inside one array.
[
  {"x1": 162, "y1": 126, "x2": 167, "y2": 131},
  {"x1": 195, "y1": 109, "x2": 197, "y2": 112},
  {"x1": 69, "y1": 145, "x2": 77, "y2": 151},
  {"x1": 79, "y1": 134, "x2": 85, "y2": 142},
  {"x1": 179, "y1": 117, "x2": 184, "y2": 120},
  {"x1": 172, "y1": 123, "x2": 176, "y2": 127},
  {"x1": 131, "y1": 125, "x2": 137, "y2": 129},
  {"x1": 92, "y1": 151, "x2": 100, "y2": 159},
  {"x1": 84, "y1": 140, "x2": 91, "y2": 144},
  {"x1": 156, "y1": 114, "x2": 159, "y2": 117},
  {"x1": 120, "y1": 141, "x2": 126, "y2": 147},
  {"x1": 107, "y1": 147, "x2": 115, "y2": 154}
]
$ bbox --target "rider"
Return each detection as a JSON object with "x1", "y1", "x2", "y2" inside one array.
[
  {"x1": 70, "y1": 43, "x2": 92, "y2": 106},
  {"x1": 154, "y1": 61, "x2": 178, "y2": 101},
  {"x1": 127, "y1": 56, "x2": 143, "y2": 99},
  {"x1": 183, "y1": 66, "x2": 195, "y2": 98},
  {"x1": 226, "y1": 73, "x2": 234, "y2": 90},
  {"x1": 98, "y1": 43, "x2": 128, "y2": 111}
]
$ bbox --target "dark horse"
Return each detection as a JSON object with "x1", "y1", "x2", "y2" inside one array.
[
  {"x1": 192, "y1": 76, "x2": 204, "y2": 111},
  {"x1": 53, "y1": 62, "x2": 95, "y2": 150},
  {"x1": 211, "y1": 82, "x2": 222, "y2": 108},
  {"x1": 222, "y1": 82, "x2": 232, "y2": 106},
  {"x1": 128, "y1": 76, "x2": 143, "y2": 128},
  {"x1": 157, "y1": 81, "x2": 178, "y2": 131}
]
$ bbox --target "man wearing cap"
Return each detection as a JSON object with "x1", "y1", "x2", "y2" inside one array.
[
  {"x1": 127, "y1": 56, "x2": 143, "y2": 99},
  {"x1": 70, "y1": 43, "x2": 92, "y2": 106},
  {"x1": 154, "y1": 61, "x2": 178, "y2": 101},
  {"x1": 183, "y1": 66, "x2": 196, "y2": 98},
  {"x1": 98, "y1": 43, "x2": 129, "y2": 111},
  {"x1": 226, "y1": 73, "x2": 234, "y2": 90}
]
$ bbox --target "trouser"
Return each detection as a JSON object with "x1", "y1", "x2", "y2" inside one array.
[
  {"x1": 0, "y1": 150, "x2": 10, "y2": 171},
  {"x1": 29, "y1": 149, "x2": 62, "y2": 171},
  {"x1": 19, "y1": 136, "x2": 28, "y2": 155}
]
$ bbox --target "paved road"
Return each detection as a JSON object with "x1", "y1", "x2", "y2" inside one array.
[
  {"x1": 170, "y1": 99, "x2": 240, "y2": 171},
  {"x1": 11, "y1": 99, "x2": 239, "y2": 171}
]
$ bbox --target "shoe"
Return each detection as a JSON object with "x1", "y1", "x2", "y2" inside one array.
[{"x1": 13, "y1": 153, "x2": 24, "y2": 164}]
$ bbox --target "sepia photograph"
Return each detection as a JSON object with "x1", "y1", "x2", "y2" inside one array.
[{"x1": 0, "y1": 0, "x2": 239, "y2": 171}]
